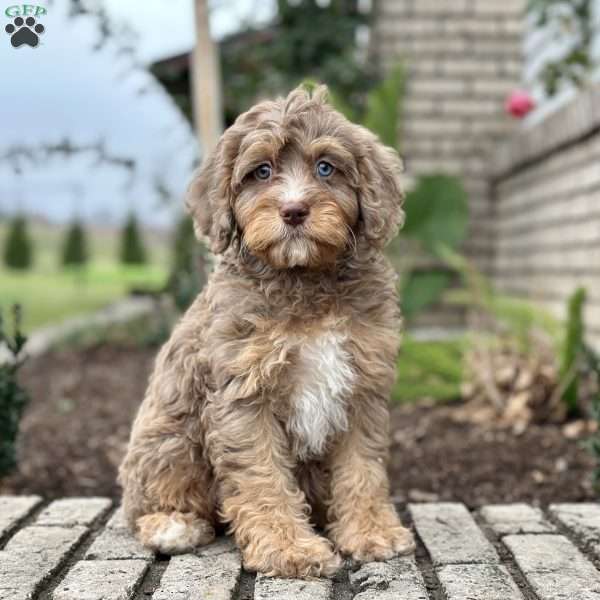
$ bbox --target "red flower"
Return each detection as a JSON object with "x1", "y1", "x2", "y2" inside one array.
[{"x1": 505, "y1": 90, "x2": 536, "y2": 119}]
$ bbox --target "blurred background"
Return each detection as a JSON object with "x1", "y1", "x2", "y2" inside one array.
[{"x1": 1, "y1": 0, "x2": 600, "y2": 506}]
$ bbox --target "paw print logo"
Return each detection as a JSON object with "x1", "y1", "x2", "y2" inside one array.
[{"x1": 5, "y1": 16, "x2": 45, "y2": 48}]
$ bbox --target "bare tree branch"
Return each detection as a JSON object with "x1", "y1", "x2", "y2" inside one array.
[{"x1": 1, "y1": 139, "x2": 137, "y2": 187}]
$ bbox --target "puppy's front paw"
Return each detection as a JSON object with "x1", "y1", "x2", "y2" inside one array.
[
  {"x1": 336, "y1": 523, "x2": 415, "y2": 563},
  {"x1": 242, "y1": 533, "x2": 342, "y2": 578},
  {"x1": 330, "y1": 506, "x2": 415, "y2": 563}
]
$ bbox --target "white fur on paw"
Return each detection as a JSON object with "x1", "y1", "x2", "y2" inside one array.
[
  {"x1": 393, "y1": 530, "x2": 416, "y2": 555},
  {"x1": 148, "y1": 515, "x2": 213, "y2": 554}
]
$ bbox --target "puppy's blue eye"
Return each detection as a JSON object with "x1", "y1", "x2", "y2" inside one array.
[
  {"x1": 316, "y1": 160, "x2": 334, "y2": 178},
  {"x1": 254, "y1": 163, "x2": 272, "y2": 181}
]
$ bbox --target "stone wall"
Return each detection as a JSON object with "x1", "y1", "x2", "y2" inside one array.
[
  {"x1": 372, "y1": 0, "x2": 526, "y2": 329},
  {"x1": 491, "y1": 84, "x2": 600, "y2": 348},
  {"x1": 373, "y1": 0, "x2": 526, "y2": 276},
  {"x1": 373, "y1": 1, "x2": 600, "y2": 346}
]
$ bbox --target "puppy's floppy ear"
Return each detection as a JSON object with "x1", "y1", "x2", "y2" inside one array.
[
  {"x1": 185, "y1": 140, "x2": 235, "y2": 254},
  {"x1": 357, "y1": 135, "x2": 405, "y2": 248}
]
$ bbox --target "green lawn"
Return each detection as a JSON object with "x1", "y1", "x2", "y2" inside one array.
[{"x1": 0, "y1": 220, "x2": 170, "y2": 331}]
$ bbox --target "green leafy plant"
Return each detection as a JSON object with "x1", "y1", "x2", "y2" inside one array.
[
  {"x1": 403, "y1": 177, "x2": 469, "y2": 254},
  {"x1": 401, "y1": 271, "x2": 453, "y2": 322},
  {"x1": 583, "y1": 344, "x2": 600, "y2": 489},
  {"x1": 527, "y1": 0, "x2": 597, "y2": 96},
  {"x1": 120, "y1": 213, "x2": 147, "y2": 265},
  {"x1": 3, "y1": 215, "x2": 33, "y2": 270},
  {"x1": 0, "y1": 305, "x2": 28, "y2": 477},
  {"x1": 62, "y1": 219, "x2": 89, "y2": 268},
  {"x1": 399, "y1": 176, "x2": 469, "y2": 320},
  {"x1": 560, "y1": 287, "x2": 586, "y2": 416}
]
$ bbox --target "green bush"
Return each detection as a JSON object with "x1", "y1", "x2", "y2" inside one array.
[
  {"x1": 3, "y1": 215, "x2": 33, "y2": 270},
  {"x1": 62, "y1": 220, "x2": 89, "y2": 267},
  {"x1": 583, "y1": 345, "x2": 600, "y2": 489},
  {"x1": 392, "y1": 336, "x2": 465, "y2": 404},
  {"x1": 0, "y1": 305, "x2": 28, "y2": 477},
  {"x1": 120, "y1": 213, "x2": 147, "y2": 265}
]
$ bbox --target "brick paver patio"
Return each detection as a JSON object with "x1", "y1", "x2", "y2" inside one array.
[{"x1": 2, "y1": 496, "x2": 600, "y2": 599}]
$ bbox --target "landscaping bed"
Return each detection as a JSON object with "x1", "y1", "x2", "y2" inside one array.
[{"x1": 0, "y1": 342, "x2": 596, "y2": 506}]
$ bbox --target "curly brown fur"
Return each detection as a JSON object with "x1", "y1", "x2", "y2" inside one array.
[{"x1": 119, "y1": 85, "x2": 415, "y2": 577}]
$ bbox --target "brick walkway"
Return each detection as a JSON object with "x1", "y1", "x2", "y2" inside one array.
[{"x1": 2, "y1": 497, "x2": 600, "y2": 599}]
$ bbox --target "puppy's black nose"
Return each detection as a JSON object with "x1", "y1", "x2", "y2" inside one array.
[{"x1": 280, "y1": 202, "x2": 309, "y2": 226}]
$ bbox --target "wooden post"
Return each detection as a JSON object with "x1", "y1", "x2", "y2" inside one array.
[{"x1": 191, "y1": 0, "x2": 223, "y2": 155}]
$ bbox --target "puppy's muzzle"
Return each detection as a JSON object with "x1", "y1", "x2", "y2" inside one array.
[{"x1": 280, "y1": 202, "x2": 310, "y2": 227}]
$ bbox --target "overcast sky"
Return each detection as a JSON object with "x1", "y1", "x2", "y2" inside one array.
[{"x1": 0, "y1": 0, "x2": 275, "y2": 228}]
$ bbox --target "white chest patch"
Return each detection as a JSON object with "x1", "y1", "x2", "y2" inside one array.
[{"x1": 288, "y1": 331, "x2": 355, "y2": 459}]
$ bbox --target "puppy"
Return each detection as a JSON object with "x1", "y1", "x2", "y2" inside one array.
[{"x1": 119, "y1": 85, "x2": 415, "y2": 578}]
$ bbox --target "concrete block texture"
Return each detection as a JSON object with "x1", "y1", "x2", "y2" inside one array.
[{"x1": 3, "y1": 498, "x2": 600, "y2": 599}]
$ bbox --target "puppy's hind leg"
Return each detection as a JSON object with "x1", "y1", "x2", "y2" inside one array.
[
  {"x1": 120, "y1": 424, "x2": 218, "y2": 555},
  {"x1": 137, "y1": 511, "x2": 215, "y2": 555},
  {"x1": 119, "y1": 310, "x2": 221, "y2": 555}
]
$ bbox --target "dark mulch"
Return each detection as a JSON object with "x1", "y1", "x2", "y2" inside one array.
[
  {"x1": 389, "y1": 404, "x2": 597, "y2": 507},
  {"x1": 1, "y1": 343, "x2": 597, "y2": 505},
  {"x1": 0, "y1": 344, "x2": 156, "y2": 499}
]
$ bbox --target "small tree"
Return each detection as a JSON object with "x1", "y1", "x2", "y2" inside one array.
[
  {"x1": 219, "y1": 0, "x2": 375, "y2": 124},
  {"x1": 172, "y1": 215, "x2": 196, "y2": 278},
  {"x1": 62, "y1": 220, "x2": 89, "y2": 268},
  {"x1": 167, "y1": 215, "x2": 208, "y2": 310},
  {"x1": 3, "y1": 215, "x2": 33, "y2": 270},
  {"x1": 0, "y1": 305, "x2": 28, "y2": 477},
  {"x1": 119, "y1": 213, "x2": 147, "y2": 265}
]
